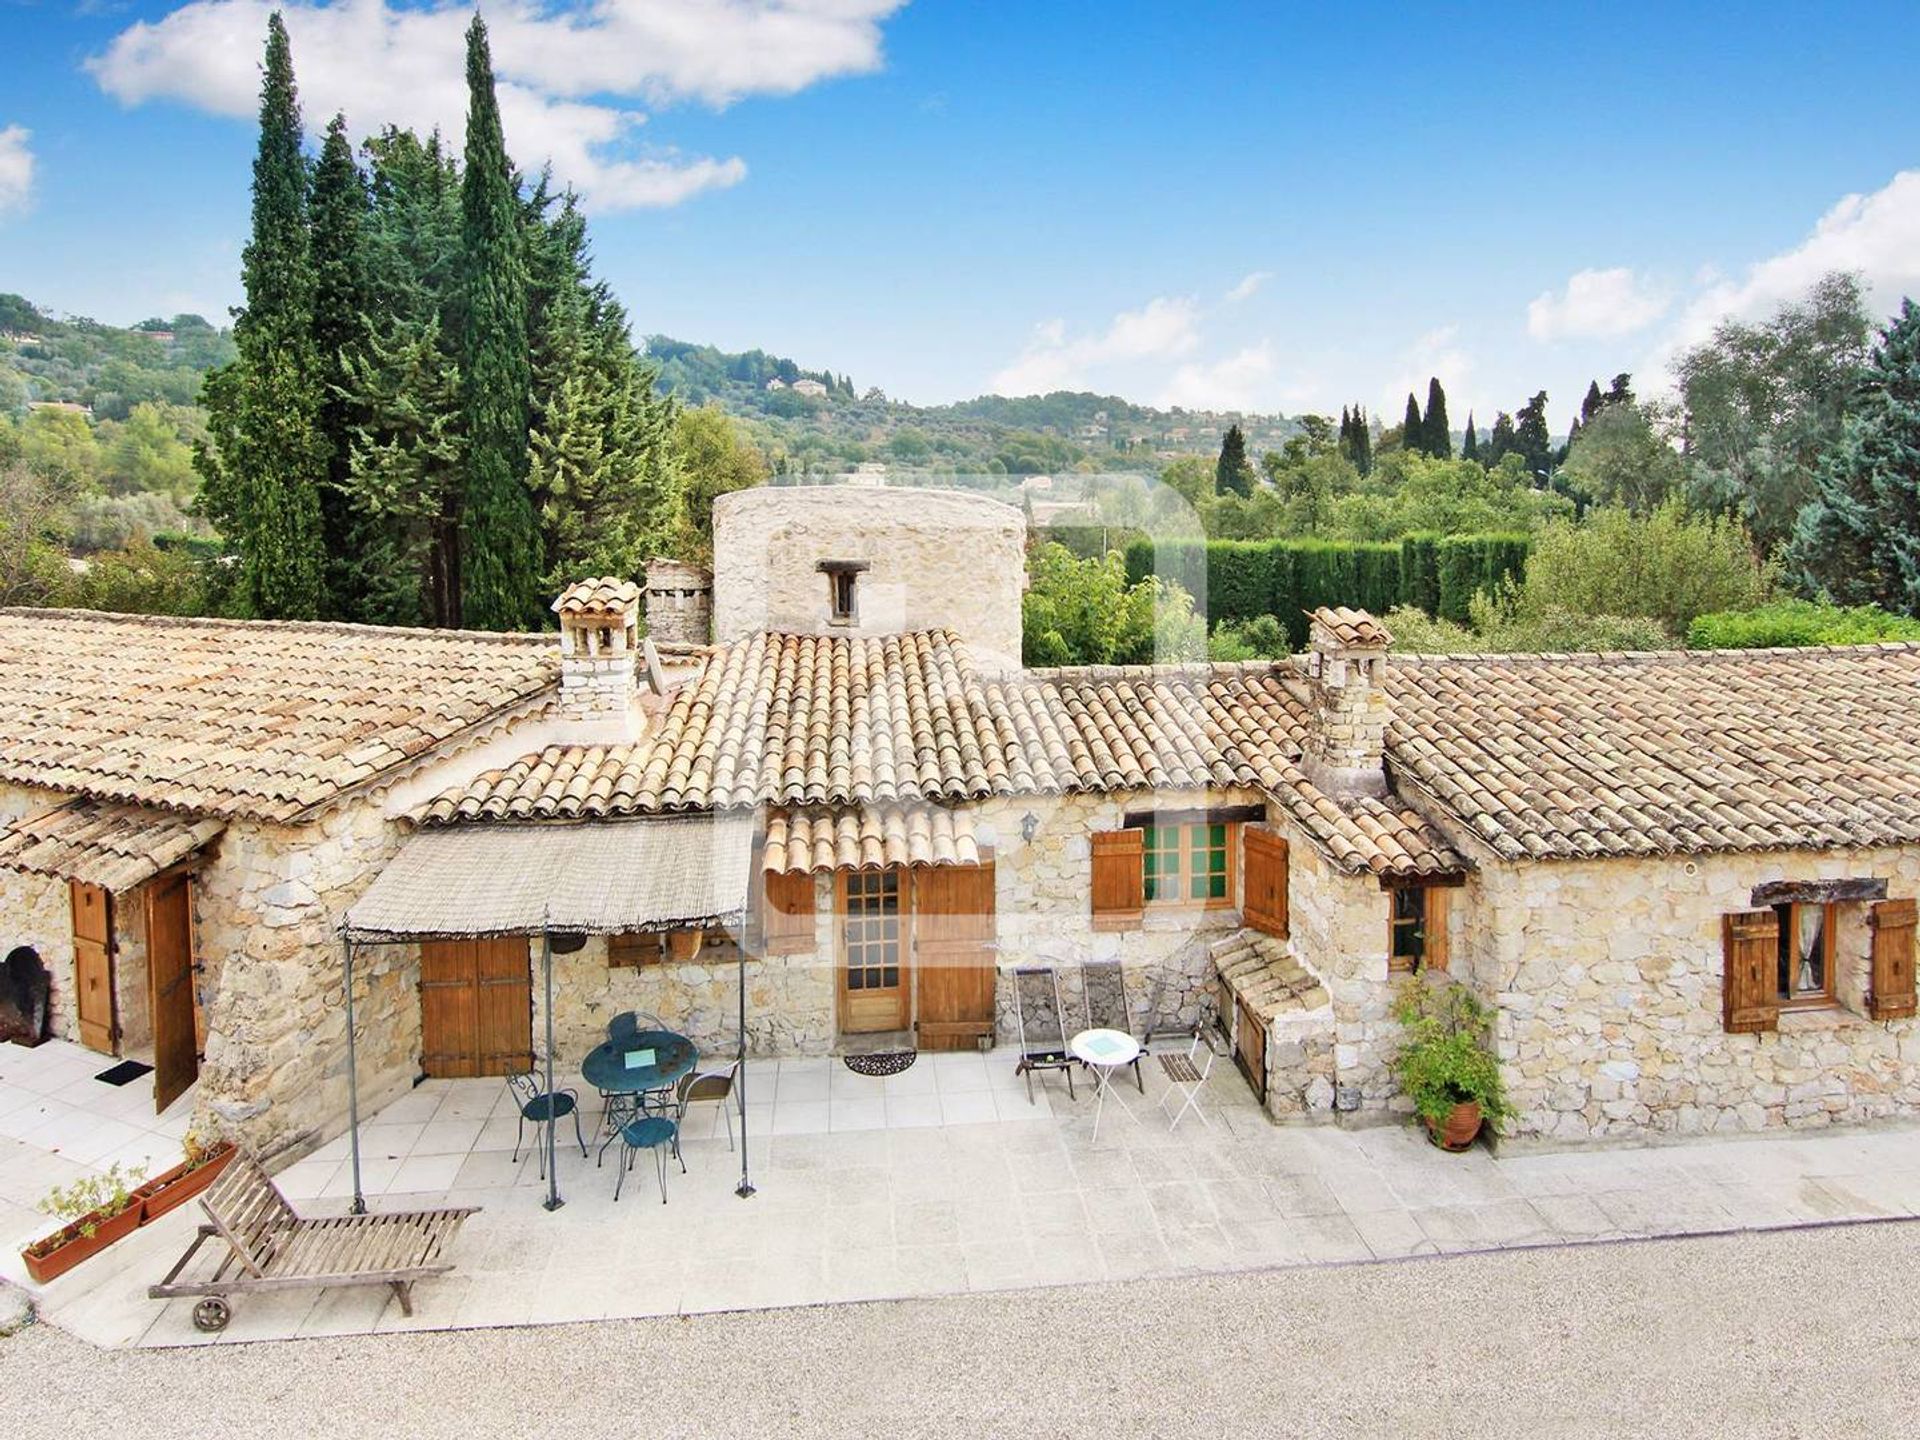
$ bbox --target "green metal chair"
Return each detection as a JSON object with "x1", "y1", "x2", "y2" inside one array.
[{"x1": 613, "y1": 1115, "x2": 683, "y2": 1204}]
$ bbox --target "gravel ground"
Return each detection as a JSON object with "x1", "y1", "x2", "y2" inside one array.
[{"x1": 3, "y1": 1222, "x2": 1918, "y2": 1440}]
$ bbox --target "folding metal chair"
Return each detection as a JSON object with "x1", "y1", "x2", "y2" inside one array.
[
  {"x1": 1156, "y1": 1031, "x2": 1218, "y2": 1131},
  {"x1": 1011, "y1": 966, "x2": 1077, "y2": 1103},
  {"x1": 1080, "y1": 958, "x2": 1145, "y2": 1093}
]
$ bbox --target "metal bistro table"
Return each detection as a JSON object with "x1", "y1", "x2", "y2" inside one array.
[
  {"x1": 1070, "y1": 1027, "x2": 1142, "y2": 1143},
  {"x1": 582, "y1": 1030, "x2": 699, "y2": 1158}
]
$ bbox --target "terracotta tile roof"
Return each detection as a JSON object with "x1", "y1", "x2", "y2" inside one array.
[
  {"x1": 1310, "y1": 606, "x2": 1392, "y2": 648},
  {"x1": 0, "y1": 799, "x2": 224, "y2": 892},
  {"x1": 0, "y1": 608, "x2": 557, "y2": 822},
  {"x1": 552, "y1": 577, "x2": 640, "y2": 617},
  {"x1": 1210, "y1": 930, "x2": 1328, "y2": 1020},
  {"x1": 422, "y1": 629, "x2": 1469, "y2": 881},
  {"x1": 763, "y1": 804, "x2": 980, "y2": 874},
  {"x1": 1386, "y1": 643, "x2": 1920, "y2": 860}
]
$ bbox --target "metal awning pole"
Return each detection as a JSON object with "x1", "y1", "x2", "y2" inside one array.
[
  {"x1": 340, "y1": 932, "x2": 366, "y2": 1216},
  {"x1": 736, "y1": 942, "x2": 754, "y2": 1198},
  {"x1": 542, "y1": 930, "x2": 561, "y2": 1211}
]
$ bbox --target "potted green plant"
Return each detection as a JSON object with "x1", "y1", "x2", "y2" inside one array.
[
  {"x1": 130, "y1": 1132, "x2": 237, "y2": 1222},
  {"x1": 20, "y1": 1162, "x2": 147, "y2": 1284},
  {"x1": 1391, "y1": 978, "x2": 1512, "y2": 1151}
]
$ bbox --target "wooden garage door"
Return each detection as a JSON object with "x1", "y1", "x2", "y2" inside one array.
[
  {"x1": 914, "y1": 862, "x2": 997, "y2": 1052},
  {"x1": 419, "y1": 938, "x2": 532, "y2": 1078}
]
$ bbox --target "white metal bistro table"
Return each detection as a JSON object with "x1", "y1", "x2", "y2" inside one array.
[{"x1": 1070, "y1": 1027, "x2": 1142, "y2": 1142}]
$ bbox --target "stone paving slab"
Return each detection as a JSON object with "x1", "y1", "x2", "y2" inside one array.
[{"x1": 4, "y1": 1044, "x2": 1920, "y2": 1350}]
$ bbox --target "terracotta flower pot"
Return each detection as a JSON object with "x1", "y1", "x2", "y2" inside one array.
[
  {"x1": 1424, "y1": 1100, "x2": 1483, "y2": 1152},
  {"x1": 21, "y1": 1201, "x2": 144, "y2": 1285},
  {"x1": 132, "y1": 1141, "x2": 236, "y2": 1223}
]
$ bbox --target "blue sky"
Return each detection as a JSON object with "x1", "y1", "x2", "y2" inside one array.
[{"x1": 3, "y1": 1, "x2": 1919, "y2": 429}]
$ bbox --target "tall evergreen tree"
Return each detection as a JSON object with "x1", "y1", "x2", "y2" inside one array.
[
  {"x1": 1605, "y1": 372, "x2": 1634, "y2": 409},
  {"x1": 196, "y1": 12, "x2": 328, "y2": 619},
  {"x1": 1461, "y1": 411, "x2": 1479, "y2": 463},
  {"x1": 1486, "y1": 411, "x2": 1517, "y2": 466},
  {"x1": 1515, "y1": 391, "x2": 1553, "y2": 480},
  {"x1": 1423, "y1": 375, "x2": 1452, "y2": 458},
  {"x1": 1787, "y1": 298, "x2": 1920, "y2": 613},
  {"x1": 1401, "y1": 392, "x2": 1422, "y2": 453},
  {"x1": 1581, "y1": 379, "x2": 1605, "y2": 424},
  {"x1": 310, "y1": 112, "x2": 372, "y2": 618},
  {"x1": 1215, "y1": 423, "x2": 1253, "y2": 496},
  {"x1": 1353, "y1": 407, "x2": 1372, "y2": 475},
  {"x1": 457, "y1": 14, "x2": 540, "y2": 630}
]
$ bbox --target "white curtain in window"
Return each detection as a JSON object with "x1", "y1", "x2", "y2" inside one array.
[{"x1": 1795, "y1": 905, "x2": 1826, "y2": 994}]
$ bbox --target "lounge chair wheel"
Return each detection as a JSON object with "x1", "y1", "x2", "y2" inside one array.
[{"x1": 192, "y1": 1298, "x2": 231, "y2": 1333}]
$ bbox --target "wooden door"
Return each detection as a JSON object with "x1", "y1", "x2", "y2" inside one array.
[
  {"x1": 145, "y1": 872, "x2": 199, "y2": 1112},
  {"x1": 1234, "y1": 993, "x2": 1267, "y2": 1103},
  {"x1": 839, "y1": 870, "x2": 910, "y2": 1034},
  {"x1": 419, "y1": 938, "x2": 532, "y2": 1077},
  {"x1": 69, "y1": 881, "x2": 116, "y2": 1054},
  {"x1": 913, "y1": 862, "x2": 996, "y2": 1052}
]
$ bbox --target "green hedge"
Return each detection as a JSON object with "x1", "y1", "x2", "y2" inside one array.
[
  {"x1": 1687, "y1": 600, "x2": 1920, "y2": 649},
  {"x1": 1435, "y1": 534, "x2": 1529, "y2": 622},
  {"x1": 1123, "y1": 533, "x2": 1530, "y2": 645}
]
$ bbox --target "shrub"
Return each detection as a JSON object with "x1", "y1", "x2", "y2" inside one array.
[
  {"x1": 1518, "y1": 502, "x2": 1767, "y2": 635},
  {"x1": 1687, "y1": 599, "x2": 1920, "y2": 649},
  {"x1": 1435, "y1": 533, "x2": 1530, "y2": 622},
  {"x1": 1383, "y1": 604, "x2": 1477, "y2": 653},
  {"x1": 1390, "y1": 979, "x2": 1512, "y2": 1128},
  {"x1": 1208, "y1": 614, "x2": 1291, "y2": 661},
  {"x1": 1024, "y1": 542, "x2": 1203, "y2": 666}
]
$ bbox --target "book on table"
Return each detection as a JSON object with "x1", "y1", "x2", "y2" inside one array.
[{"x1": 622, "y1": 1048, "x2": 657, "y2": 1070}]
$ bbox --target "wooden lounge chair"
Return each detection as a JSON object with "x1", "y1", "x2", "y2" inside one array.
[
  {"x1": 148, "y1": 1149, "x2": 478, "y2": 1332},
  {"x1": 1011, "y1": 966, "x2": 1078, "y2": 1104}
]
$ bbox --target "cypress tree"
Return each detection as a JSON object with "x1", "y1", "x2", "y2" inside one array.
[
  {"x1": 1787, "y1": 298, "x2": 1920, "y2": 612},
  {"x1": 1355, "y1": 408, "x2": 1372, "y2": 475},
  {"x1": 1486, "y1": 411, "x2": 1517, "y2": 465},
  {"x1": 1515, "y1": 390, "x2": 1553, "y2": 480},
  {"x1": 196, "y1": 12, "x2": 328, "y2": 619},
  {"x1": 1215, "y1": 423, "x2": 1253, "y2": 496},
  {"x1": 1605, "y1": 372, "x2": 1634, "y2": 409},
  {"x1": 1402, "y1": 393, "x2": 1423, "y2": 454},
  {"x1": 310, "y1": 112, "x2": 372, "y2": 619},
  {"x1": 457, "y1": 14, "x2": 540, "y2": 630},
  {"x1": 1581, "y1": 379, "x2": 1605, "y2": 424},
  {"x1": 1461, "y1": 411, "x2": 1479, "y2": 463},
  {"x1": 1424, "y1": 376, "x2": 1452, "y2": 459}
]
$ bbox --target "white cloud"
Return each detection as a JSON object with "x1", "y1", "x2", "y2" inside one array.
[
  {"x1": 1662, "y1": 168, "x2": 1920, "y2": 356},
  {"x1": 87, "y1": 0, "x2": 905, "y2": 211},
  {"x1": 1383, "y1": 325, "x2": 1474, "y2": 420},
  {"x1": 0, "y1": 125, "x2": 34, "y2": 219},
  {"x1": 1527, "y1": 266, "x2": 1670, "y2": 341},
  {"x1": 1157, "y1": 343, "x2": 1277, "y2": 412},
  {"x1": 1224, "y1": 270, "x2": 1271, "y2": 303},
  {"x1": 989, "y1": 296, "x2": 1200, "y2": 396}
]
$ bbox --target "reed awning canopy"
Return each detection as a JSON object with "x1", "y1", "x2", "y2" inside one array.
[{"x1": 342, "y1": 816, "x2": 754, "y2": 941}]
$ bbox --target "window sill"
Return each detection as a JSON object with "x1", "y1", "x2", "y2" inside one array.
[{"x1": 1776, "y1": 1004, "x2": 1860, "y2": 1033}]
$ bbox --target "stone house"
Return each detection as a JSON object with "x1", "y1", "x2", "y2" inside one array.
[{"x1": 1, "y1": 484, "x2": 1917, "y2": 1162}]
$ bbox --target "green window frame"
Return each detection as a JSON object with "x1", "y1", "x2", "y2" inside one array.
[{"x1": 1141, "y1": 822, "x2": 1234, "y2": 906}]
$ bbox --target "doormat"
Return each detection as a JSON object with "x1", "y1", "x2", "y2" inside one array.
[
  {"x1": 843, "y1": 1051, "x2": 916, "y2": 1078},
  {"x1": 95, "y1": 1059, "x2": 153, "y2": 1087}
]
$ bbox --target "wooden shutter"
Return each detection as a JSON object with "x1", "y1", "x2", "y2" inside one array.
[
  {"x1": 1721, "y1": 909, "x2": 1780, "y2": 1035},
  {"x1": 1241, "y1": 827, "x2": 1289, "y2": 937},
  {"x1": 1870, "y1": 898, "x2": 1918, "y2": 1021},
  {"x1": 69, "y1": 880, "x2": 117, "y2": 1054},
  {"x1": 607, "y1": 932, "x2": 663, "y2": 968},
  {"x1": 762, "y1": 869, "x2": 816, "y2": 955},
  {"x1": 1090, "y1": 829, "x2": 1144, "y2": 931},
  {"x1": 1423, "y1": 887, "x2": 1451, "y2": 974}
]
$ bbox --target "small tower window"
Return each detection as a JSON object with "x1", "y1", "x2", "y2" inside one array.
[{"x1": 818, "y1": 560, "x2": 869, "y2": 625}]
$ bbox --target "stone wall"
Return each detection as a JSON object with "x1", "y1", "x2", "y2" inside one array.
[
  {"x1": 1477, "y1": 845, "x2": 1920, "y2": 1144},
  {"x1": 0, "y1": 783, "x2": 80, "y2": 1044},
  {"x1": 712, "y1": 487, "x2": 1026, "y2": 671}
]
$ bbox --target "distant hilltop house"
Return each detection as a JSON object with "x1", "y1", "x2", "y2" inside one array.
[
  {"x1": 764, "y1": 377, "x2": 788, "y2": 391},
  {"x1": 137, "y1": 330, "x2": 177, "y2": 345},
  {"x1": 789, "y1": 377, "x2": 830, "y2": 397},
  {"x1": 837, "y1": 461, "x2": 890, "y2": 487},
  {"x1": 1, "y1": 484, "x2": 1918, "y2": 1163},
  {"x1": 27, "y1": 400, "x2": 92, "y2": 418}
]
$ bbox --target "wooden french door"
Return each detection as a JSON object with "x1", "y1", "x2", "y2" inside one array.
[
  {"x1": 146, "y1": 872, "x2": 199, "y2": 1112},
  {"x1": 419, "y1": 938, "x2": 532, "y2": 1077},
  {"x1": 838, "y1": 870, "x2": 911, "y2": 1033},
  {"x1": 69, "y1": 881, "x2": 116, "y2": 1054},
  {"x1": 913, "y1": 862, "x2": 997, "y2": 1052}
]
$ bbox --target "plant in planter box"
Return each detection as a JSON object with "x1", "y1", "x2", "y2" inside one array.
[
  {"x1": 22, "y1": 1162, "x2": 148, "y2": 1283},
  {"x1": 1391, "y1": 978, "x2": 1512, "y2": 1150},
  {"x1": 132, "y1": 1131, "x2": 238, "y2": 1221}
]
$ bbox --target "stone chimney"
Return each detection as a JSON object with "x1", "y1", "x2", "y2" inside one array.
[
  {"x1": 1300, "y1": 606, "x2": 1392, "y2": 797},
  {"x1": 552, "y1": 578, "x2": 641, "y2": 734},
  {"x1": 643, "y1": 557, "x2": 713, "y2": 647}
]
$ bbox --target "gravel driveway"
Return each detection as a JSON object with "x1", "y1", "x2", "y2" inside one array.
[{"x1": 3, "y1": 1221, "x2": 1917, "y2": 1439}]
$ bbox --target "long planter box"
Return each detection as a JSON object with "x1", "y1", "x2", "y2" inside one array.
[{"x1": 19, "y1": 1142, "x2": 237, "y2": 1284}]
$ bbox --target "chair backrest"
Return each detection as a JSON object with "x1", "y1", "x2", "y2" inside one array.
[
  {"x1": 608, "y1": 1011, "x2": 640, "y2": 1047},
  {"x1": 198, "y1": 1149, "x2": 299, "y2": 1277},
  {"x1": 1081, "y1": 958, "x2": 1135, "y2": 1037},
  {"x1": 504, "y1": 1066, "x2": 542, "y2": 1112},
  {"x1": 1011, "y1": 966, "x2": 1069, "y2": 1053},
  {"x1": 677, "y1": 1062, "x2": 737, "y2": 1111}
]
